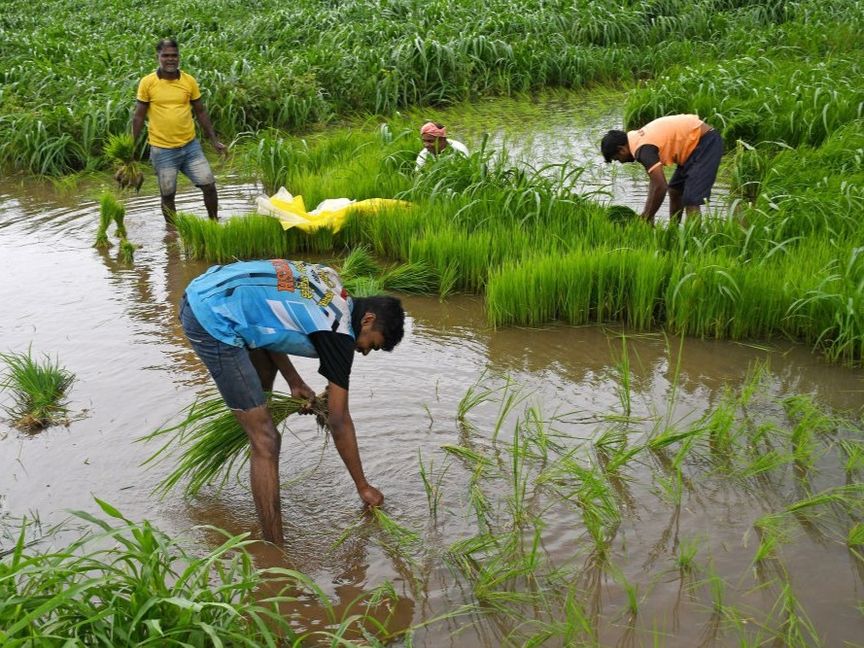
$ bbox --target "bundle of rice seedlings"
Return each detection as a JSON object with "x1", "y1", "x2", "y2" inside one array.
[
  {"x1": 343, "y1": 275, "x2": 383, "y2": 296},
  {"x1": 0, "y1": 348, "x2": 75, "y2": 430},
  {"x1": 118, "y1": 238, "x2": 137, "y2": 264},
  {"x1": 111, "y1": 196, "x2": 128, "y2": 239},
  {"x1": 607, "y1": 204, "x2": 639, "y2": 225},
  {"x1": 339, "y1": 245, "x2": 380, "y2": 280},
  {"x1": 380, "y1": 259, "x2": 439, "y2": 293},
  {"x1": 93, "y1": 201, "x2": 113, "y2": 249},
  {"x1": 105, "y1": 133, "x2": 144, "y2": 192},
  {"x1": 141, "y1": 390, "x2": 329, "y2": 497}
]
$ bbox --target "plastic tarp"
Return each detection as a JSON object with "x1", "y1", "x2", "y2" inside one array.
[{"x1": 256, "y1": 187, "x2": 410, "y2": 233}]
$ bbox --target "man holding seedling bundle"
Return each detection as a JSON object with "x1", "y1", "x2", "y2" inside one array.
[
  {"x1": 132, "y1": 38, "x2": 227, "y2": 223},
  {"x1": 601, "y1": 114, "x2": 723, "y2": 225},
  {"x1": 416, "y1": 121, "x2": 469, "y2": 170},
  {"x1": 180, "y1": 259, "x2": 405, "y2": 543}
]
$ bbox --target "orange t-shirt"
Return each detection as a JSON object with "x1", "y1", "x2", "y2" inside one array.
[{"x1": 627, "y1": 114, "x2": 703, "y2": 170}]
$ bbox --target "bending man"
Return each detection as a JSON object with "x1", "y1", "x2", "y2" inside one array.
[
  {"x1": 601, "y1": 114, "x2": 723, "y2": 225},
  {"x1": 180, "y1": 259, "x2": 405, "y2": 543}
]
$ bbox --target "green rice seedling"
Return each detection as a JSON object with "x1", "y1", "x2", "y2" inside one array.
[
  {"x1": 141, "y1": 390, "x2": 329, "y2": 497},
  {"x1": 174, "y1": 212, "x2": 327, "y2": 262},
  {"x1": 438, "y1": 261, "x2": 459, "y2": 300},
  {"x1": 839, "y1": 439, "x2": 864, "y2": 474},
  {"x1": 703, "y1": 564, "x2": 727, "y2": 615},
  {"x1": 736, "y1": 449, "x2": 793, "y2": 482},
  {"x1": 0, "y1": 348, "x2": 74, "y2": 430},
  {"x1": 441, "y1": 444, "x2": 494, "y2": 473},
  {"x1": 675, "y1": 536, "x2": 701, "y2": 574},
  {"x1": 417, "y1": 449, "x2": 448, "y2": 520},
  {"x1": 456, "y1": 372, "x2": 501, "y2": 425},
  {"x1": 343, "y1": 275, "x2": 383, "y2": 297},
  {"x1": 98, "y1": 189, "x2": 125, "y2": 240},
  {"x1": 117, "y1": 238, "x2": 136, "y2": 265},
  {"x1": 783, "y1": 484, "x2": 864, "y2": 518},
  {"x1": 609, "y1": 565, "x2": 639, "y2": 618},
  {"x1": 338, "y1": 245, "x2": 380, "y2": 281},
  {"x1": 769, "y1": 582, "x2": 822, "y2": 648},
  {"x1": 112, "y1": 198, "x2": 127, "y2": 239},
  {"x1": 380, "y1": 260, "x2": 439, "y2": 294},
  {"x1": 371, "y1": 507, "x2": 421, "y2": 551},
  {"x1": 848, "y1": 523, "x2": 864, "y2": 550},
  {"x1": 0, "y1": 499, "x2": 300, "y2": 646},
  {"x1": 611, "y1": 336, "x2": 632, "y2": 418},
  {"x1": 729, "y1": 140, "x2": 782, "y2": 204},
  {"x1": 93, "y1": 199, "x2": 113, "y2": 249}
]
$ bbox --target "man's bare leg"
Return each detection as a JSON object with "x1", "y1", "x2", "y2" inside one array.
[
  {"x1": 249, "y1": 349, "x2": 277, "y2": 392},
  {"x1": 668, "y1": 187, "x2": 684, "y2": 224},
  {"x1": 161, "y1": 193, "x2": 177, "y2": 224},
  {"x1": 201, "y1": 182, "x2": 219, "y2": 220},
  {"x1": 685, "y1": 205, "x2": 702, "y2": 227},
  {"x1": 234, "y1": 405, "x2": 283, "y2": 543}
]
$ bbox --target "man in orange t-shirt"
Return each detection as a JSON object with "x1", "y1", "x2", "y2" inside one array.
[
  {"x1": 132, "y1": 39, "x2": 227, "y2": 223},
  {"x1": 601, "y1": 114, "x2": 723, "y2": 225}
]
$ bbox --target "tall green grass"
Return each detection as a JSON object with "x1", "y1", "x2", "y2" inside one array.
[
  {"x1": 5, "y1": 0, "x2": 862, "y2": 175},
  {"x1": 1, "y1": 499, "x2": 406, "y2": 646}
]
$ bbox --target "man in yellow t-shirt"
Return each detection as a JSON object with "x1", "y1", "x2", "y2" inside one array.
[
  {"x1": 601, "y1": 114, "x2": 723, "y2": 225},
  {"x1": 132, "y1": 38, "x2": 227, "y2": 223}
]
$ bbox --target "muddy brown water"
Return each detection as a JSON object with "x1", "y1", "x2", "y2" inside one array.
[{"x1": 0, "y1": 170, "x2": 862, "y2": 647}]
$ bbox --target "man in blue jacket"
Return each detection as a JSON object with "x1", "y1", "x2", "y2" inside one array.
[{"x1": 180, "y1": 259, "x2": 405, "y2": 543}]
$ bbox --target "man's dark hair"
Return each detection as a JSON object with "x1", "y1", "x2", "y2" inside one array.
[
  {"x1": 601, "y1": 129, "x2": 628, "y2": 162},
  {"x1": 156, "y1": 38, "x2": 179, "y2": 53},
  {"x1": 352, "y1": 296, "x2": 405, "y2": 351}
]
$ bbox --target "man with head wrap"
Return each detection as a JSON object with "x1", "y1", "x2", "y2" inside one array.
[{"x1": 415, "y1": 122, "x2": 469, "y2": 170}]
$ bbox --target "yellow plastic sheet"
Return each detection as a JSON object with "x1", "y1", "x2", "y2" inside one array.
[{"x1": 256, "y1": 187, "x2": 410, "y2": 233}]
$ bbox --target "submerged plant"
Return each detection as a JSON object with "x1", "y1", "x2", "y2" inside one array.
[{"x1": 0, "y1": 348, "x2": 74, "y2": 430}]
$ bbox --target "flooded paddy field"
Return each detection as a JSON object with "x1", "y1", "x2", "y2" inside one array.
[{"x1": 1, "y1": 170, "x2": 862, "y2": 646}]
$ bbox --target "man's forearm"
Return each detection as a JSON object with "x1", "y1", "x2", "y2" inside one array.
[
  {"x1": 642, "y1": 179, "x2": 667, "y2": 221},
  {"x1": 269, "y1": 352, "x2": 304, "y2": 389},
  {"x1": 194, "y1": 105, "x2": 219, "y2": 142},
  {"x1": 329, "y1": 415, "x2": 369, "y2": 490},
  {"x1": 131, "y1": 115, "x2": 144, "y2": 144}
]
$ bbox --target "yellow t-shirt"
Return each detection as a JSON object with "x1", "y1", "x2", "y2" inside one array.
[{"x1": 136, "y1": 71, "x2": 202, "y2": 149}]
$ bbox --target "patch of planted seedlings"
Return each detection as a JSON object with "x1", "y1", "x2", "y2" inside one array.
[{"x1": 0, "y1": 347, "x2": 74, "y2": 430}]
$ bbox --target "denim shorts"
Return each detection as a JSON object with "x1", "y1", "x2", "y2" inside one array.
[
  {"x1": 150, "y1": 139, "x2": 215, "y2": 196},
  {"x1": 668, "y1": 129, "x2": 724, "y2": 206},
  {"x1": 179, "y1": 295, "x2": 266, "y2": 411}
]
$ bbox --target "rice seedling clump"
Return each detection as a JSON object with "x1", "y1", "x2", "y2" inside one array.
[{"x1": 0, "y1": 348, "x2": 74, "y2": 430}]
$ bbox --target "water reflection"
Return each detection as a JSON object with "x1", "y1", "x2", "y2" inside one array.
[{"x1": 184, "y1": 495, "x2": 416, "y2": 643}]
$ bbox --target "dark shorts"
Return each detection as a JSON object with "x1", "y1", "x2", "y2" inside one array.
[
  {"x1": 668, "y1": 129, "x2": 724, "y2": 206},
  {"x1": 179, "y1": 295, "x2": 266, "y2": 411},
  {"x1": 150, "y1": 139, "x2": 215, "y2": 196}
]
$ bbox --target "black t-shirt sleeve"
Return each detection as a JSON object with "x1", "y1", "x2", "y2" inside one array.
[
  {"x1": 309, "y1": 331, "x2": 355, "y2": 390},
  {"x1": 635, "y1": 144, "x2": 661, "y2": 172}
]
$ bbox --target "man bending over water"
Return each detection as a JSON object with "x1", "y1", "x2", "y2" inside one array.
[
  {"x1": 180, "y1": 259, "x2": 405, "y2": 543},
  {"x1": 601, "y1": 114, "x2": 723, "y2": 225}
]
